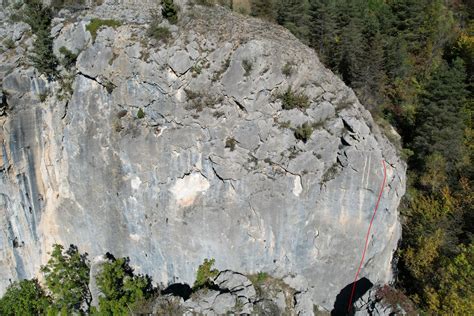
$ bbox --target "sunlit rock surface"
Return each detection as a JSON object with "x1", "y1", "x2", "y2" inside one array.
[{"x1": 0, "y1": 0, "x2": 406, "y2": 309}]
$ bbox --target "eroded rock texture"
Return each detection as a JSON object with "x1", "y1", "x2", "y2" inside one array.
[{"x1": 0, "y1": 0, "x2": 406, "y2": 309}]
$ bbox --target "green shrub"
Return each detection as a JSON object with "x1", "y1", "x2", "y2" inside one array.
[
  {"x1": 147, "y1": 24, "x2": 171, "y2": 43},
  {"x1": 191, "y1": 64, "x2": 202, "y2": 77},
  {"x1": 276, "y1": 119, "x2": 291, "y2": 129},
  {"x1": 282, "y1": 62, "x2": 294, "y2": 77},
  {"x1": 225, "y1": 137, "x2": 237, "y2": 151},
  {"x1": 184, "y1": 89, "x2": 223, "y2": 112},
  {"x1": 58, "y1": 74, "x2": 75, "y2": 101},
  {"x1": 104, "y1": 80, "x2": 115, "y2": 94},
  {"x1": 162, "y1": 0, "x2": 178, "y2": 24},
  {"x1": 321, "y1": 162, "x2": 340, "y2": 183},
  {"x1": 137, "y1": 108, "x2": 145, "y2": 119},
  {"x1": 401, "y1": 148, "x2": 414, "y2": 161},
  {"x1": 3, "y1": 37, "x2": 15, "y2": 49},
  {"x1": 193, "y1": 258, "x2": 219, "y2": 290},
  {"x1": 38, "y1": 92, "x2": 48, "y2": 102},
  {"x1": 294, "y1": 122, "x2": 313, "y2": 143},
  {"x1": 86, "y1": 18, "x2": 121, "y2": 41},
  {"x1": 0, "y1": 279, "x2": 50, "y2": 316},
  {"x1": 112, "y1": 118, "x2": 123, "y2": 132},
  {"x1": 95, "y1": 255, "x2": 154, "y2": 315},
  {"x1": 59, "y1": 46, "x2": 78, "y2": 68},
  {"x1": 40, "y1": 244, "x2": 91, "y2": 313},
  {"x1": 50, "y1": 0, "x2": 86, "y2": 11},
  {"x1": 22, "y1": 0, "x2": 59, "y2": 78},
  {"x1": 242, "y1": 59, "x2": 253, "y2": 76},
  {"x1": 277, "y1": 87, "x2": 310, "y2": 110},
  {"x1": 248, "y1": 271, "x2": 269, "y2": 285},
  {"x1": 212, "y1": 57, "x2": 231, "y2": 82}
]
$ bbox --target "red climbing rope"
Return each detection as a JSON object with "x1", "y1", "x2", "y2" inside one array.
[{"x1": 347, "y1": 160, "x2": 387, "y2": 313}]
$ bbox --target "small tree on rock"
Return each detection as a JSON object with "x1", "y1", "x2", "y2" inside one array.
[
  {"x1": 162, "y1": 0, "x2": 178, "y2": 24},
  {"x1": 41, "y1": 244, "x2": 91, "y2": 313},
  {"x1": 0, "y1": 279, "x2": 50, "y2": 316},
  {"x1": 95, "y1": 253, "x2": 155, "y2": 314}
]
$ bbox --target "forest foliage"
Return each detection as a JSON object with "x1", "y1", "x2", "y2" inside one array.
[
  {"x1": 248, "y1": 0, "x2": 473, "y2": 313},
  {"x1": 0, "y1": 245, "x2": 165, "y2": 315}
]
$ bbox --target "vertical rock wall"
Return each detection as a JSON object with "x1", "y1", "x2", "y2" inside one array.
[{"x1": 0, "y1": 1, "x2": 406, "y2": 309}]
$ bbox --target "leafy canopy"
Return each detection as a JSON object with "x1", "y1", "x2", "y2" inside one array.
[
  {"x1": 0, "y1": 279, "x2": 50, "y2": 316},
  {"x1": 94, "y1": 254, "x2": 154, "y2": 315},
  {"x1": 41, "y1": 244, "x2": 91, "y2": 313}
]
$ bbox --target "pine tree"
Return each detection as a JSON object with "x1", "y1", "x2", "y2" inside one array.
[
  {"x1": 161, "y1": 0, "x2": 178, "y2": 24},
  {"x1": 0, "y1": 279, "x2": 50, "y2": 316},
  {"x1": 332, "y1": 0, "x2": 366, "y2": 85},
  {"x1": 356, "y1": 31, "x2": 388, "y2": 108},
  {"x1": 23, "y1": 0, "x2": 59, "y2": 78},
  {"x1": 308, "y1": 0, "x2": 337, "y2": 61},
  {"x1": 275, "y1": 0, "x2": 310, "y2": 41},
  {"x1": 412, "y1": 58, "x2": 468, "y2": 176},
  {"x1": 95, "y1": 254, "x2": 154, "y2": 314},
  {"x1": 250, "y1": 0, "x2": 275, "y2": 20},
  {"x1": 40, "y1": 244, "x2": 91, "y2": 313}
]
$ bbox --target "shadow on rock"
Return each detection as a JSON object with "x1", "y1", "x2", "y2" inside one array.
[
  {"x1": 162, "y1": 283, "x2": 192, "y2": 301},
  {"x1": 331, "y1": 277, "x2": 373, "y2": 316}
]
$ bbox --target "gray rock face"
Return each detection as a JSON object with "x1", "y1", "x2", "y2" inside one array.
[
  {"x1": 180, "y1": 270, "x2": 304, "y2": 315},
  {"x1": 0, "y1": 0, "x2": 406, "y2": 310}
]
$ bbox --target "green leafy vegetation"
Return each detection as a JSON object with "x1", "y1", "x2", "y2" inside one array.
[
  {"x1": 58, "y1": 73, "x2": 75, "y2": 101},
  {"x1": 50, "y1": 0, "x2": 86, "y2": 11},
  {"x1": 212, "y1": 57, "x2": 231, "y2": 81},
  {"x1": 193, "y1": 258, "x2": 219, "y2": 290},
  {"x1": 147, "y1": 24, "x2": 171, "y2": 43},
  {"x1": 86, "y1": 18, "x2": 121, "y2": 41},
  {"x1": 184, "y1": 89, "x2": 224, "y2": 112},
  {"x1": 59, "y1": 46, "x2": 78, "y2": 69},
  {"x1": 40, "y1": 244, "x2": 91, "y2": 313},
  {"x1": 294, "y1": 122, "x2": 313, "y2": 143},
  {"x1": 94, "y1": 254, "x2": 154, "y2": 314},
  {"x1": 0, "y1": 245, "x2": 157, "y2": 315},
  {"x1": 22, "y1": 0, "x2": 59, "y2": 78},
  {"x1": 3, "y1": 37, "x2": 15, "y2": 49},
  {"x1": 38, "y1": 92, "x2": 48, "y2": 102},
  {"x1": 277, "y1": 87, "x2": 310, "y2": 110},
  {"x1": 104, "y1": 80, "x2": 116, "y2": 94},
  {"x1": 0, "y1": 279, "x2": 50, "y2": 316},
  {"x1": 250, "y1": 0, "x2": 274, "y2": 19},
  {"x1": 225, "y1": 137, "x2": 237, "y2": 151},
  {"x1": 282, "y1": 61, "x2": 294, "y2": 77},
  {"x1": 162, "y1": 0, "x2": 178, "y2": 24},
  {"x1": 137, "y1": 108, "x2": 145, "y2": 119},
  {"x1": 242, "y1": 58, "x2": 253, "y2": 76},
  {"x1": 248, "y1": 271, "x2": 269, "y2": 285}
]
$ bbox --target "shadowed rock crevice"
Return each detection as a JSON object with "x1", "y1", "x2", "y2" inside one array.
[
  {"x1": 332, "y1": 277, "x2": 373, "y2": 316},
  {"x1": 162, "y1": 283, "x2": 192, "y2": 301}
]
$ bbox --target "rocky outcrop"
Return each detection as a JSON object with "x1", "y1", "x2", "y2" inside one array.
[
  {"x1": 353, "y1": 284, "x2": 417, "y2": 316},
  {"x1": 0, "y1": 0, "x2": 406, "y2": 310},
  {"x1": 143, "y1": 269, "x2": 315, "y2": 315}
]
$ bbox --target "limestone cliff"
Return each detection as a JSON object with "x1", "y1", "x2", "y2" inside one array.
[{"x1": 0, "y1": 0, "x2": 406, "y2": 310}]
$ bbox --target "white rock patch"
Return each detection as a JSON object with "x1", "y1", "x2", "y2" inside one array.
[
  {"x1": 170, "y1": 172, "x2": 210, "y2": 207},
  {"x1": 131, "y1": 177, "x2": 142, "y2": 190},
  {"x1": 293, "y1": 175, "x2": 303, "y2": 197}
]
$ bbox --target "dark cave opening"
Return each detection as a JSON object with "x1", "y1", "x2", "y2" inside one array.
[
  {"x1": 161, "y1": 283, "x2": 193, "y2": 301},
  {"x1": 331, "y1": 277, "x2": 373, "y2": 316}
]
